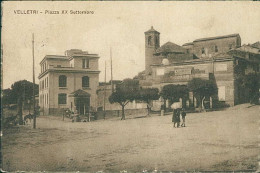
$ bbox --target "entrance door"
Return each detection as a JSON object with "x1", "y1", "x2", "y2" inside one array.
[{"x1": 75, "y1": 97, "x2": 90, "y2": 115}]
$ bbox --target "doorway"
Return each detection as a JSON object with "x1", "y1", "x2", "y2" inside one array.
[{"x1": 75, "y1": 97, "x2": 90, "y2": 115}]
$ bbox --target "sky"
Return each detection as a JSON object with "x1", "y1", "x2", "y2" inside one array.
[{"x1": 2, "y1": 1, "x2": 260, "y2": 89}]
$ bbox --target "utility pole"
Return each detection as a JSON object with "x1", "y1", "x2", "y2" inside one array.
[
  {"x1": 32, "y1": 33, "x2": 36, "y2": 129},
  {"x1": 103, "y1": 61, "x2": 107, "y2": 119},
  {"x1": 110, "y1": 47, "x2": 114, "y2": 93}
]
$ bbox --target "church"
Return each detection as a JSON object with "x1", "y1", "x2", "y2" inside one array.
[{"x1": 137, "y1": 26, "x2": 260, "y2": 109}]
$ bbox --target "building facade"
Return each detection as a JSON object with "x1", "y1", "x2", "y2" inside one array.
[
  {"x1": 140, "y1": 27, "x2": 260, "y2": 108},
  {"x1": 38, "y1": 49, "x2": 100, "y2": 115}
]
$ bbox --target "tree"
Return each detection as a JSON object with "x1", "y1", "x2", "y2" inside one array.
[
  {"x1": 8, "y1": 80, "x2": 39, "y2": 125},
  {"x1": 242, "y1": 73, "x2": 260, "y2": 104},
  {"x1": 187, "y1": 78, "x2": 217, "y2": 111},
  {"x1": 160, "y1": 84, "x2": 189, "y2": 108},
  {"x1": 2, "y1": 88, "x2": 16, "y2": 106},
  {"x1": 109, "y1": 79, "x2": 139, "y2": 120},
  {"x1": 136, "y1": 88, "x2": 160, "y2": 116}
]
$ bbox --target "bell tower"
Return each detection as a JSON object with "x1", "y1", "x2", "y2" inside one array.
[{"x1": 145, "y1": 26, "x2": 160, "y2": 74}]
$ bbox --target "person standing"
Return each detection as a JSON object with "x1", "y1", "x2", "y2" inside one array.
[
  {"x1": 160, "y1": 104, "x2": 164, "y2": 116},
  {"x1": 176, "y1": 108, "x2": 181, "y2": 128},
  {"x1": 181, "y1": 108, "x2": 186, "y2": 127},
  {"x1": 172, "y1": 109, "x2": 177, "y2": 127}
]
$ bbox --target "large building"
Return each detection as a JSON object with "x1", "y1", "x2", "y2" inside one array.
[
  {"x1": 38, "y1": 49, "x2": 100, "y2": 115},
  {"x1": 138, "y1": 27, "x2": 260, "y2": 108}
]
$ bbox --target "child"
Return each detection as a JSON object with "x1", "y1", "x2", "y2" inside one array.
[{"x1": 181, "y1": 108, "x2": 187, "y2": 127}]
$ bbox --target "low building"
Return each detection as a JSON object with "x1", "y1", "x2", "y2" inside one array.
[
  {"x1": 96, "y1": 81, "x2": 147, "y2": 111},
  {"x1": 38, "y1": 49, "x2": 100, "y2": 115}
]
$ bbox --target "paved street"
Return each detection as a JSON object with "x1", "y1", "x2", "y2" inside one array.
[{"x1": 2, "y1": 104, "x2": 259, "y2": 172}]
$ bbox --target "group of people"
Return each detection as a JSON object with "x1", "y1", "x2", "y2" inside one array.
[{"x1": 172, "y1": 108, "x2": 186, "y2": 128}]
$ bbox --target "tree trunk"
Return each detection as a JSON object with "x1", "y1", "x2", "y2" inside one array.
[
  {"x1": 164, "y1": 99, "x2": 166, "y2": 111},
  {"x1": 198, "y1": 96, "x2": 205, "y2": 112},
  {"x1": 17, "y1": 97, "x2": 23, "y2": 125},
  {"x1": 202, "y1": 97, "x2": 205, "y2": 110},
  {"x1": 121, "y1": 105, "x2": 125, "y2": 120},
  {"x1": 146, "y1": 101, "x2": 150, "y2": 116}
]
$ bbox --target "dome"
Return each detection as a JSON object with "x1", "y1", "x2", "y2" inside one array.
[{"x1": 162, "y1": 58, "x2": 169, "y2": 65}]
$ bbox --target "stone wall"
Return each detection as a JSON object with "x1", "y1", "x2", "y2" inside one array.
[{"x1": 96, "y1": 108, "x2": 148, "y2": 120}]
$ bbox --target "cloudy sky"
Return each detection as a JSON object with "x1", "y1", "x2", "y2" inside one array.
[{"x1": 2, "y1": 2, "x2": 260, "y2": 89}]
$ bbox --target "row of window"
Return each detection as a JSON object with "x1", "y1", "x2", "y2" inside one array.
[
  {"x1": 59, "y1": 75, "x2": 90, "y2": 88},
  {"x1": 40, "y1": 93, "x2": 48, "y2": 106},
  {"x1": 40, "y1": 93, "x2": 66, "y2": 105},
  {"x1": 69, "y1": 59, "x2": 90, "y2": 68},
  {"x1": 41, "y1": 62, "x2": 47, "y2": 73},
  {"x1": 40, "y1": 77, "x2": 48, "y2": 90}
]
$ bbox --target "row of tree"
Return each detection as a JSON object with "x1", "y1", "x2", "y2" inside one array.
[{"x1": 109, "y1": 78, "x2": 218, "y2": 120}]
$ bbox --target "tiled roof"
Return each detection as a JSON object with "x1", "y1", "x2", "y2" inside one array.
[
  {"x1": 155, "y1": 42, "x2": 187, "y2": 54},
  {"x1": 182, "y1": 42, "x2": 194, "y2": 46},
  {"x1": 251, "y1": 42, "x2": 260, "y2": 49},
  {"x1": 193, "y1": 34, "x2": 240, "y2": 42},
  {"x1": 145, "y1": 26, "x2": 160, "y2": 34}
]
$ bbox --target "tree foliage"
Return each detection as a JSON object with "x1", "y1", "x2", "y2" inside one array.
[
  {"x1": 109, "y1": 79, "x2": 139, "y2": 120},
  {"x1": 136, "y1": 88, "x2": 159, "y2": 103},
  {"x1": 3, "y1": 80, "x2": 39, "y2": 125},
  {"x1": 187, "y1": 78, "x2": 217, "y2": 109},
  {"x1": 241, "y1": 73, "x2": 260, "y2": 104},
  {"x1": 10, "y1": 80, "x2": 39, "y2": 102},
  {"x1": 2, "y1": 88, "x2": 16, "y2": 106},
  {"x1": 160, "y1": 84, "x2": 189, "y2": 103},
  {"x1": 136, "y1": 88, "x2": 160, "y2": 115}
]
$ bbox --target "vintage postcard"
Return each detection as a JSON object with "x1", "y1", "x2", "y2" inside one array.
[{"x1": 1, "y1": 1, "x2": 260, "y2": 172}]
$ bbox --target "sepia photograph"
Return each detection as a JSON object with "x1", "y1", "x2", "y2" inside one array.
[{"x1": 1, "y1": 1, "x2": 260, "y2": 172}]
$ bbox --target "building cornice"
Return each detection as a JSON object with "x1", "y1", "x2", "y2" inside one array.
[
  {"x1": 151, "y1": 57, "x2": 234, "y2": 68},
  {"x1": 38, "y1": 68, "x2": 100, "y2": 79}
]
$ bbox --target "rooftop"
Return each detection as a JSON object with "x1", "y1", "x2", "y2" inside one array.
[
  {"x1": 155, "y1": 42, "x2": 187, "y2": 55},
  {"x1": 182, "y1": 42, "x2": 194, "y2": 46},
  {"x1": 145, "y1": 26, "x2": 160, "y2": 34},
  {"x1": 251, "y1": 42, "x2": 260, "y2": 49},
  {"x1": 193, "y1": 33, "x2": 240, "y2": 42}
]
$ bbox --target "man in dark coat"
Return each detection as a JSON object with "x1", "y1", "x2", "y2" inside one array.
[
  {"x1": 172, "y1": 109, "x2": 179, "y2": 128},
  {"x1": 176, "y1": 109, "x2": 181, "y2": 128}
]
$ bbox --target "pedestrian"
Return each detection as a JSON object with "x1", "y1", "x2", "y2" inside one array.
[
  {"x1": 176, "y1": 108, "x2": 181, "y2": 128},
  {"x1": 160, "y1": 104, "x2": 164, "y2": 116},
  {"x1": 172, "y1": 109, "x2": 177, "y2": 128},
  {"x1": 147, "y1": 104, "x2": 151, "y2": 116},
  {"x1": 181, "y1": 108, "x2": 186, "y2": 127}
]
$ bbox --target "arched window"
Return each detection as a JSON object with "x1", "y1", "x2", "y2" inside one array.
[
  {"x1": 59, "y1": 75, "x2": 67, "y2": 87},
  {"x1": 148, "y1": 36, "x2": 152, "y2": 46},
  {"x1": 201, "y1": 47, "x2": 205, "y2": 54},
  {"x1": 155, "y1": 36, "x2": 158, "y2": 46},
  {"x1": 215, "y1": 45, "x2": 218, "y2": 52},
  {"x1": 82, "y1": 76, "x2": 89, "y2": 88}
]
